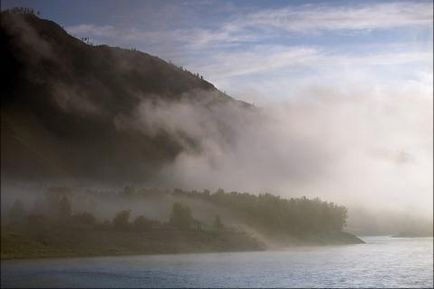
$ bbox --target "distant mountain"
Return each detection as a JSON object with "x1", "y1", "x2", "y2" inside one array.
[{"x1": 0, "y1": 11, "x2": 251, "y2": 184}]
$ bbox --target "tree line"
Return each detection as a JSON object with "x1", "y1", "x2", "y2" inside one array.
[
  {"x1": 5, "y1": 186, "x2": 348, "y2": 238},
  {"x1": 112, "y1": 186, "x2": 349, "y2": 235},
  {"x1": 113, "y1": 186, "x2": 349, "y2": 236},
  {"x1": 4, "y1": 187, "x2": 225, "y2": 233},
  {"x1": 172, "y1": 189, "x2": 348, "y2": 236},
  {"x1": 3, "y1": 7, "x2": 40, "y2": 16}
]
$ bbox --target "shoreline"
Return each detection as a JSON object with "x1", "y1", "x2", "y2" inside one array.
[{"x1": 0, "y1": 247, "x2": 267, "y2": 261}]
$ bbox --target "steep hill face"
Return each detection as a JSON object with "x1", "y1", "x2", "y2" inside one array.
[{"x1": 0, "y1": 11, "x2": 250, "y2": 184}]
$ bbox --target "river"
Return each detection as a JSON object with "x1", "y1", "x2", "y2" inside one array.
[{"x1": 1, "y1": 236, "x2": 433, "y2": 288}]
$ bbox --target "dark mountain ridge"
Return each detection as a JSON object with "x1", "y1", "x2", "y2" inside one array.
[{"x1": 1, "y1": 11, "x2": 251, "y2": 184}]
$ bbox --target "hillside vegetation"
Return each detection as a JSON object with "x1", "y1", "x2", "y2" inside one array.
[{"x1": 2, "y1": 187, "x2": 363, "y2": 259}]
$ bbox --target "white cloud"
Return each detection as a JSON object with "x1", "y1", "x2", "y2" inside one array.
[
  {"x1": 239, "y1": 2, "x2": 433, "y2": 32},
  {"x1": 184, "y1": 2, "x2": 433, "y2": 48},
  {"x1": 66, "y1": 24, "x2": 167, "y2": 47},
  {"x1": 67, "y1": 24, "x2": 116, "y2": 38},
  {"x1": 188, "y1": 1, "x2": 433, "y2": 47},
  {"x1": 325, "y1": 51, "x2": 433, "y2": 66},
  {"x1": 188, "y1": 47, "x2": 432, "y2": 85},
  {"x1": 192, "y1": 46, "x2": 318, "y2": 78},
  {"x1": 66, "y1": 2, "x2": 433, "y2": 51}
]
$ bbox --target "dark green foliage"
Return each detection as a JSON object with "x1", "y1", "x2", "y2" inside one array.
[
  {"x1": 169, "y1": 202, "x2": 194, "y2": 230},
  {"x1": 172, "y1": 190, "x2": 348, "y2": 237},
  {"x1": 7, "y1": 199, "x2": 25, "y2": 223},
  {"x1": 41, "y1": 187, "x2": 72, "y2": 220},
  {"x1": 1, "y1": 187, "x2": 361, "y2": 259},
  {"x1": 213, "y1": 215, "x2": 224, "y2": 230},
  {"x1": 113, "y1": 210, "x2": 131, "y2": 230},
  {"x1": 24, "y1": 214, "x2": 50, "y2": 234},
  {"x1": 193, "y1": 220, "x2": 203, "y2": 231},
  {"x1": 58, "y1": 196, "x2": 72, "y2": 220},
  {"x1": 71, "y1": 212, "x2": 96, "y2": 226},
  {"x1": 133, "y1": 215, "x2": 153, "y2": 231},
  {"x1": 1, "y1": 223, "x2": 264, "y2": 259},
  {"x1": 4, "y1": 7, "x2": 39, "y2": 16}
]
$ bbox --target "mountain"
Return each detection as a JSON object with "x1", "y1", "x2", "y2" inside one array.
[{"x1": 0, "y1": 11, "x2": 251, "y2": 184}]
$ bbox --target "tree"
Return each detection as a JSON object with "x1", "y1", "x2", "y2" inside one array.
[
  {"x1": 193, "y1": 219, "x2": 202, "y2": 231},
  {"x1": 8, "y1": 199, "x2": 25, "y2": 223},
  {"x1": 45, "y1": 186, "x2": 72, "y2": 217},
  {"x1": 172, "y1": 188, "x2": 350, "y2": 238},
  {"x1": 133, "y1": 215, "x2": 152, "y2": 231},
  {"x1": 58, "y1": 196, "x2": 71, "y2": 220},
  {"x1": 113, "y1": 210, "x2": 131, "y2": 229},
  {"x1": 169, "y1": 202, "x2": 193, "y2": 230},
  {"x1": 213, "y1": 215, "x2": 224, "y2": 230},
  {"x1": 72, "y1": 212, "x2": 96, "y2": 226}
]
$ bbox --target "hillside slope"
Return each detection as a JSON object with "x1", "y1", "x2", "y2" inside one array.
[{"x1": 1, "y1": 11, "x2": 250, "y2": 184}]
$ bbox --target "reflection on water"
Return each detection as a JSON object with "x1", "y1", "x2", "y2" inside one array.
[{"x1": 1, "y1": 236, "x2": 433, "y2": 288}]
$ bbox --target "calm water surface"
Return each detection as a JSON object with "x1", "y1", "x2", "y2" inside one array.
[{"x1": 1, "y1": 236, "x2": 433, "y2": 288}]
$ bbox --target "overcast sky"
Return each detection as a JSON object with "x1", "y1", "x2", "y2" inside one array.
[{"x1": 2, "y1": 0, "x2": 433, "y2": 218}]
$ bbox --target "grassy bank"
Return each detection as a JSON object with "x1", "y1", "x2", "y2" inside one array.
[
  {"x1": 1, "y1": 225, "x2": 265, "y2": 259},
  {"x1": 1, "y1": 225, "x2": 365, "y2": 260}
]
